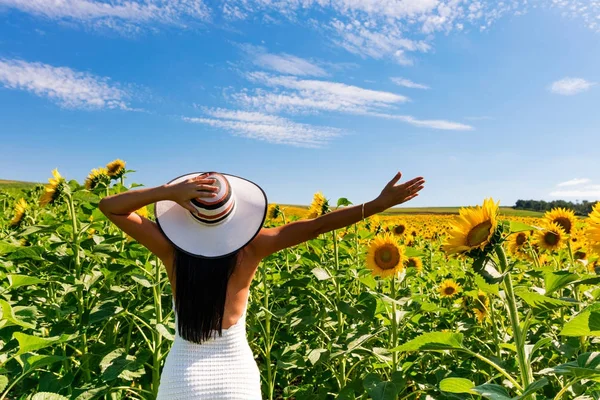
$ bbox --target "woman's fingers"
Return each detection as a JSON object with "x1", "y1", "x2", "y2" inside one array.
[
  {"x1": 180, "y1": 201, "x2": 199, "y2": 215},
  {"x1": 195, "y1": 184, "x2": 219, "y2": 192}
]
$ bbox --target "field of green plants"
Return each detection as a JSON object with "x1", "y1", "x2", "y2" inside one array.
[{"x1": 1, "y1": 164, "x2": 599, "y2": 400}]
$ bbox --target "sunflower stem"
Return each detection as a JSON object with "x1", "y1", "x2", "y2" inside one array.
[
  {"x1": 261, "y1": 263, "x2": 274, "y2": 400},
  {"x1": 332, "y1": 228, "x2": 347, "y2": 388},
  {"x1": 489, "y1": 297, "x2": 501, "y2": 358},
  {"x1": 495, "y1": 245, "x2": 533, "y2": 397},
  {"x1": 282, "y1": 212, "x2": 290, "y2": 273},
  {"x1": 390, "y1": 275, "x2": 398, "y2": 372}
]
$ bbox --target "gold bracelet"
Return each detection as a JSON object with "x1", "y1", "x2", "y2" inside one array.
[{"x1": 361, "y1": 203, "x2": 365, "y2": 220}]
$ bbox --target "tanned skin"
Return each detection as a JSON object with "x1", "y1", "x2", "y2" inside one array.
[{"x1": 99, "y1": 171, "x2": 425, "y2": 328}]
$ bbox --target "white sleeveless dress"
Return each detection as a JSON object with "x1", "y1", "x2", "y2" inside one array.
[{"x1": 156, "y1": 296, "x2": 262, "y2": 399}]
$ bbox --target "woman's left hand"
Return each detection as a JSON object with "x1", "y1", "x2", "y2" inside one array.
[{"x1": 165, "y1": 173, "x2": 220, "y2": 215}]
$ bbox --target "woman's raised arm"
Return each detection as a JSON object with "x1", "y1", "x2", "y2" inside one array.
[
  {"x1": 248, "y1": 171, "x2": 425, "y2": 260},
  {"x1": 98, "y1": 174, "x2": 219, "y2": 262}
]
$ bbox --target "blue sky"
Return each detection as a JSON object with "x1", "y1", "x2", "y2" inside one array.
[{"x1": 0, "y1": 1, "x2": 599, "y2": 207}]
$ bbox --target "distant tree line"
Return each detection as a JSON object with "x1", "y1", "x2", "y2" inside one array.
[{"x1": 513, "y1": 199, "x2": 597, "y2": 216}]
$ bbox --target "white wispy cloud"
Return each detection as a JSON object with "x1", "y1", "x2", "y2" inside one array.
[
  {"x1": 390, "y1": 77, "x2": 430, "y2": 90},
  {"x1": 235, "y1": 71, "x2": 409, "y2": 114},
  {"x1": 550, "y1": 189, "x2": 600, "y2": 198},
  {"x1": 371, "y1": 113, "x2": 473, "y2": 131},
  {"x1": 227, "y1": 72, "x2": 471, "y2": 130},
  {"x1": 329, "y1": 19, "x2": 431, "y2": 66},
  {"x1": 240, "y1": 44, "x2": 327, "y2": 77},
  {"x1": 549, "y1": 77, "x2": 596, "y2": 95},
  {"x1": 0, "y1": 58, "x2": 130, "y2": 109},
  {"x1": 551, "y1": 178, "x2": 600, "y2": 198},
  {"x1": 557, "y1": 178, "x2": 591, "y2": 187},
  {"x1": 0, "y1": 0, "x2": 209, "y2": 31},
  {"x1": 183, "y1": 108, "x2": 342, "y2": 148}
]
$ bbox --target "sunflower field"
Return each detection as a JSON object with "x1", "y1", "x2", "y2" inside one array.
[{"x1": 1, "y1": 163, "x2": 599, "y2": 400}]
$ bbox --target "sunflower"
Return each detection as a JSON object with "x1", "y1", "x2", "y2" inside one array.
[
  {"x1": 39, "y1": 168, "x2": 66, "y2": 207},
  {"x1": 136, "y1": 206, "x2": 148, "y2": 218},
  {"x1": 439, "y1": 279, "x2": 461, "y2": 297},
  {"x1": 366, "y1": 234, "x2": 405, "y2": 278},
  {"x1": 535, "y1": 222, "x2": 566, "y2": 252},
  {"x1": 405, "y1": 257, "x2": 423, "y2": 272},
  {"x1": 508, "y1": 231, "x2": 529, "y2": 255},
  {"x1": 473, "y1": 308, "x2": 488, "y2": 323},
  {"x1": 392, "y1": 223, "x2": 407, "y2": 236},
  {"x1": 544, "y1": 207, "x2": 577, "y2": 234},
  {"x1": 585, "y1": 203, "x2": 600, "y2": 254},
  {"x1": 306, "y1": 192, "x2": 329, "y2": 219},
  {"x1": 476, "y1": 289, "x2": 489, "y2": 309},
  {"x1": 9, "y1": 198, "x2": 28, "y2": 226},
  {"x1": 588, "y1": 260, "x2": 599, "y2": 274},
  {"x1": 442, "y1": 198, "x2": 500, "y2": 255},
  {"x1": 267, "y1": 204, "x2": 281, "y2": 220},
  {"x1": 106, "y1": 159, "x2": 126, "y2": 179},
  {"x1": 85, "y1": 167, "x2": 109, "y2": 190}
]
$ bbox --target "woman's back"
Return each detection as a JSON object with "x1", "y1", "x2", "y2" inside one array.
[{"x1": 156, "y1": 292, "x2": 262, "y2": 399}]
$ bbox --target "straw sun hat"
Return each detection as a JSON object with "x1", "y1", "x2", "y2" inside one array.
[{"x1": 154, "y1": 172, "x2": 268, "y2": 258}]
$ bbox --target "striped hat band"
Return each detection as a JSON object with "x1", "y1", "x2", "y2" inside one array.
[{"x1": 190, "y1": 172, "x2": 236, "y2": 225}]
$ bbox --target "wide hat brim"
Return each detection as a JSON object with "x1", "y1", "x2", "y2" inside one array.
[{"x1": 154, "y1": 172, "x2": 267, "y2": 258}]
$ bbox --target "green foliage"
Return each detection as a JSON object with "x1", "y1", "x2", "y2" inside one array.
[{"x1": 0, "y1": 170, "x2": 598, "y2": 399}]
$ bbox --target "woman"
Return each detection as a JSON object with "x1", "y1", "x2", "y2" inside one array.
[{"x1": 99, "y1": 170, "x2": 425, "y2": 399}]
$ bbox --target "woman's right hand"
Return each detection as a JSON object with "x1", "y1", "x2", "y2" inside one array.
[
  {"x1": 375, "y1": 171, "x2": 425, "y2": 210},
  {"x1": 165, "y1": 173, "x2": 220, "y2": 215}
]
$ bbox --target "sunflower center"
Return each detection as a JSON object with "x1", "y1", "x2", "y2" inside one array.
[
  {"x1": 466, "y1": 220, "x2": 493, "y2": 247},
  {"x1": 374, "y1": 245, "x2": 400, "y2": 270},
  {"x1": 516, "y1": 232, "x2": 527, "y2": 246},
  {"x1": 407, "y1": 259, "x2": 416, "y2": 268},
  {"x1": 544, "y1": 231, "x2": 559, "y2": 246},
  {"x1": 394, "y1": 225, "x2": 406, "y2": 235},
  {"x1": 444, "y1": 287, "x2": 456, "y2": 295},
  {"x1": 553, "y1": 217, "x2": 572, "y2": 234}
]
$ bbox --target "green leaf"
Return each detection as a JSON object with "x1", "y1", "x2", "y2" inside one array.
[
  {"x1": 561, "y1": 310, "x2": 600, "y2": 337},
  {"x1": 100, "y1": 348, "x2": 145, "y2": 381},
  {"x1": 474, "y1": 274, "x2": 500, "y2": 296},
  {"x1": 7, "y1": 246, "x2": 44, "y2": 261},
  {"x1": 404, "y1": 247, "x2": 425, "y2": 257},
  {"x1": 509, "y1": 221, "x2": 537, "y2": 233},
  {"x1": 545, "y1": 271, "x2": 579, "y2": 295},
  {"x1": 370, "y1": 382, "x2": 398, "y2": 400},
  {"x1": 362, "y1": 373, "x2": 381, "y2": 392},
  {"x1": 337, "y1": 198, "x2": 353, "y2": 207},
  {"x1": 130, "y1": 274, "x2": 153, "y2": 288},
  {"x1": 311, "y1": 267, "x2": 331, "y2": 281},
  {"x1": 527, "y1": 338, "x2": 553, "y2": 362},
  {"x1": 439, "y1": 377, "x2": 475, "y2": 393},
  {"x1": 0, "y1": 299, "x2": 36, "y2": 329},
  {"x1": 13, "y1": 332, "x2": 75, "y2": 355},
  {"x1": 22, "y1": 355, "x2": 68, "y2": 372},
  {"x1": 515, "y1": 289, "x2": 577, "y2": 311},
  {"x1": 307, "y1": 348, "x2": 327, "y2": 366},
  {"x1": 31, "y1": 393, "x2": 70, "y2": 400},
  {"x1": 391, "y1": 332, "x2": 464, "y2": 352},
  {"x1": 0, "y1": 241, "x2": 18, "y2": 255},
  {"x1": 156, "y1": 323, "x2": 174, "y2": 341},
  {"x1": 0, "y1": 376, "x2": 8, "y2": 393},
  {"x1": 539, "y1": 352, "x2": 600, "y2": 380},
  {"x1": 471, "y1": 384, "x2": 511, "y2": 400},
  {"x1": 7, "y1": 274, "x2": 46, "y2": 288},
  {"x1": 73, "y1": 386, "x2": 109, "y2": 400},
  {"x1": 472, "y1": 257, "x2": 506, "y2": 284},
  {"x1": 516, "y1": 378, "x2": 549, "y2": 399}
]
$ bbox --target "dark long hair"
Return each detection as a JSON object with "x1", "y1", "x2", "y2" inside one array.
[{"x1": 172, "y1": 248, "x2": 240, "y2": 344}]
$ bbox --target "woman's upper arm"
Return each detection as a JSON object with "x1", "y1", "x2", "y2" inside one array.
[
  {"x1": 249, "y1": 219, "x2": 321, "y2": 260},
  {"x1": 100, "y1": 208, "x2": 174, "y2": 263}
]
